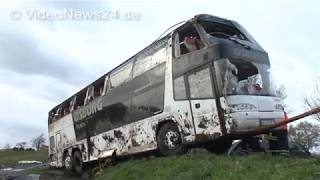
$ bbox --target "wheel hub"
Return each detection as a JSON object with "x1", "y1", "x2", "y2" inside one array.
[
  {"x1": 64, "y1": 156, "x2": 72, "y2": 170},
  {"x1": 164, "y1": 130, "x2": 179, "y2": 149}
]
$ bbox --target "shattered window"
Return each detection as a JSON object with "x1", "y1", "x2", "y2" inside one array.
[
  {"x1": 174, "y1": 76, "x2": 187, "y2": 100},
  {"x1": 70, "y1": 96, "x2": 77, "y2": 112},
  {"x1": 199, "y1": 21, "x2": 247, "y2": 40},
  {"x1": 74, "y1": 92, "x2": 86, "y2": 108},
  {"x1": 102, "y1": 76, "x2": 112, "y2": 95},
  {"x1": 84, "y1": 86, "x2": 95, "y2": 105},
  {"x1": 188, "y1": 67, "x2": 214, "y2": 99},
  {"x1": 63, "y1": 103, "x2": 70, "y2": 116},
  {"x1": 54, "y1": 106, "x2": 62, "y2": 119},
  {"x1": 110, "y1": 61, "x2": 133, "y2": 88},
  {"x1": 94, "y1": 79, "x2": 104, "y2": 98},
  {"x1": 175, "y1": 23, "x2": 204, "y2": 56},
  {"x1": 216, "y1": 58, "x2": 276, "y2": 96}
]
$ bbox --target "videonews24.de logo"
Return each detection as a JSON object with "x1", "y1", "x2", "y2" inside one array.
[{"x1": 9, "y1": 8, "x2": 141, "y2": 21}]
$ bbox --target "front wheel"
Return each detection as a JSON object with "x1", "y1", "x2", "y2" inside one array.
[
  {"x1": 72, "y1": 150, "x2": 83, "y2": 175},
  {"x1": 63, "y1": 153, "x2": 73, "y2": 171},
  {"x1": 156, "y1": 122, "x2": 187, "y2": 156}
]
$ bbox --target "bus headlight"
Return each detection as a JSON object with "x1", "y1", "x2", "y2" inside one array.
[{"x1": 230, "y1": 103, "x2": 257, "y2": 112}]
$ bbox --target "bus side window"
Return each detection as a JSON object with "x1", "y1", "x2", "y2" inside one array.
[
  {"x1": 133, "y1": 49, "x2": 166, "y2": 79},
  {"x1": 175, "y1": 23, "x2": 204, "y2": 57},
  {"x1": 54, "y1": 106, "x2": 62, "y2": 119},
  {"x1": 70, "y1": 96, "x2": 77, "y2": 112},
  {"x1": 84, "y1": 86, "x2": 94, "y2": 105},
  {"x1": 102, "y1": 75, "x2": 112, "y2": 96},
  {"x1": 74, "y1": 92, "x2": 85, "y2": 109},
  {"x1": 96, "y1": 87, "x2": 102, "y2": 97},
  {"x1": 94, "y1": 80, "x2": 104, "y2": 98},
  {"x1": 109, "y1": 61, "x2": 133, "y2": 88},
  {"x1": 63, "y1": 103, "x2": 70, "y2": 116}
]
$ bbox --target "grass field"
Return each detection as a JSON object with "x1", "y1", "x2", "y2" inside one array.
[
  {"x1": 1, "y1": 149, "x2": 319, "y2": 180},
  {"x1": 0, "y1": 149, "x2": 48, "y2": 166},
  {"x1": 95, "y1": 152, "x2": 320, "y2": 180}
]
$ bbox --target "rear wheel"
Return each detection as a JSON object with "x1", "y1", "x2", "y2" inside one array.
[
  {"x1": 72, "y1": 150, "x2": 83, "y2": 175},
  {"x1": 157, "y1": 123, "x2": 187, "y2": 156},
  {"x1": 205, "y1": 139, "x2": 232, "y2": 154}
]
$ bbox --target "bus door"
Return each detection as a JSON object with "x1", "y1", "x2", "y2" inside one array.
[
  {"x1": 55, "y1": 131, "x2": 62, "y2": 166},
  {"x1": 186, "y1": 65, "x2": 223, "y2": 138}
]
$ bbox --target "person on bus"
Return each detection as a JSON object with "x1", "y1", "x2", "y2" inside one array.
[{"x1": 183, "y1": 36, "x2": 204, "y2": 52}]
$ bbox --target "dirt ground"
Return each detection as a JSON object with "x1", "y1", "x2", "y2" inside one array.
[{"x1": 0, "y1": 163, "x2": 93, "y2": 180}]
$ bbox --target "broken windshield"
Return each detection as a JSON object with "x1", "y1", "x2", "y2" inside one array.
[
  {"x1": 198, "y1": 21, "x2": 248, "y2": 41},
  {"x1": 215, "y1": 58, "x2": 276, "y2": 96}
]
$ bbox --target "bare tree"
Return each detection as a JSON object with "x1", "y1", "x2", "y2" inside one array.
[
  {"x1": 15, "y1": 142, "x2": 27, "y2": 150},
  {"x1": 276, "y1": 85, "x2": 289, "y2": 111},
  {"x1": 288, "y1": 121, "x2": 320, "y2": 151},
  {"x1": 305, "y1": 78, "x2": 320, "y2": 121},
  {"x1": 31, "y1": 133, "x2": 46, "y2": 151},
  {"x1": 276, "y1": 85, "x2": 287, "y2": 101},
  {"x1": 3, "y1": 143, "x2": 11, "y2": 150}
]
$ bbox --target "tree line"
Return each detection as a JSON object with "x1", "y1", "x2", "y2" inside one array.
[
  {"x1": 279, "y1": 79, "x2": 320, "y2": 152},
  {"x1": 2, "y1": 133, "x2": 46, "y2": 151}
]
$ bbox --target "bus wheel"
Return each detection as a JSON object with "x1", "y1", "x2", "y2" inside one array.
[
  {"x1": 72, "y1": 150, "x2": 83, "y2": 175},
  {"x1": 205, "y1": 139, "x2": 232, "y2": 154},
  {"x1": 63, "y1": 153, "x2": 73, "y2": 171},
  {"x1": 157, "y1": 123, "x2": 186, "y2": 156}
]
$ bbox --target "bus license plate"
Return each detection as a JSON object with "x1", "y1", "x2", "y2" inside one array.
[{"x1": 260, "y1": 119, "x2": 273, "y2": 126}]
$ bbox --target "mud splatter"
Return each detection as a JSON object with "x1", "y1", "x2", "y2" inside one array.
[
  {"x1": 114, "y1": 130, "x2": 125, "y2": 141},
  {"x1": 102, "y1": 135, "x2": 114, "y2": 143}
]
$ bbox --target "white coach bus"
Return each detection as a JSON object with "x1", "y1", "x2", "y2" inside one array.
[{"x1": 48, "y1": 14, "x2": 285, "y2": 174}]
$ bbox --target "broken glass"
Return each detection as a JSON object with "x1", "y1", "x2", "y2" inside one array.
[{"x1": 216, "y1": 58, "x2": 276, "y2": 96}]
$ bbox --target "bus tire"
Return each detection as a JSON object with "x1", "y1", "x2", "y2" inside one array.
[
  {"x1": 205, "y1": 139, "x2": 232, "y2": 154},
  {"x1": 63, "y1": 152, "x2": 73, "y2": 172},
  {"x1": 72, "y1": 150, "x2": 83, "y2": 175},
  {"x1": 157, "y1": 122, "x2": 186, "y2": 156}
]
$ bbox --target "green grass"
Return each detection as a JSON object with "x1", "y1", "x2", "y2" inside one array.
[
  {"x1": 95, "y1": 152, "x2": 320, "y2": 180},
  {"x1": 1, "y1": 149, "x2": 319, "y2": 180},
  {"x1": 0, "y1": 149, "x2": 48, "y2": 166}
]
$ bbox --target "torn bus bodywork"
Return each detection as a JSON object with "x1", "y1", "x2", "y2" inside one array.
[
  {"x1": 47, "y1": 14, "x2": 303, "y2": 173},
  {"x1": 171, "y1": 14, "x2": 283, "y2": 137}
]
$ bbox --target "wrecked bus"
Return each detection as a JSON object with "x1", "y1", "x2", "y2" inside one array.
[{"x1": 48, "y1": 14, "x2": 285, "y2": 173}]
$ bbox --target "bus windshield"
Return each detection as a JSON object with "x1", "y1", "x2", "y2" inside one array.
[
  {"x1": 198, "y1": 20, "x2": 248, "y2": 41},
  {"x1": 215, "y1": 58, "x2": 276, "y2": 96}
]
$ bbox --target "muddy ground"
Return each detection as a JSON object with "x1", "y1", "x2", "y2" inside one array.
[{"x1": 0, "y1": 163, "x2": 94, "y2": 180}]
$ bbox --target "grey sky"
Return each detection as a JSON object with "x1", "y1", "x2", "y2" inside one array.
[
  {"x1": 0, "y1": 29, "x2": 91, "y2": 85},
  {"x1": 0, "y1": 1, "x2": 319, "y2": 147}
]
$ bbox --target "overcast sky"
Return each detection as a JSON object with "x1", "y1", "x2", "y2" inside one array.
[{"x1": 0, "y1": 1, "x2": 319, "y2": 147}]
